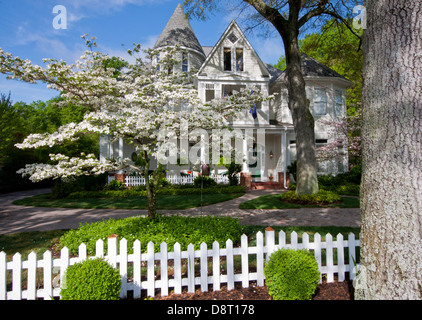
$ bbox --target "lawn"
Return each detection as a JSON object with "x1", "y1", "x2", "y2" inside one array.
[
  {"x1": 0, "y1": 225, "x2": 361, "y2": 260},
  {"x1": 239, "y1": 194, "x2": 360, "y2": 209},
  {"x1": 13, "y1": 192, "x2": 244, "y2": 210}
]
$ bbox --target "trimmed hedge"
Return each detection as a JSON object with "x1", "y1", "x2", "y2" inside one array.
[
  {"x1": 60, "y1": 258, "x2": 121, "y2": 300},
  {"x1": 59, "y1": 215, "x2": 244, "y2": 255},
  {"x1": 67, "y1": 185, "x2": 245, "y2": 199},
  {"x1": 264, "y1": 248, "x2": 320, "y2": 300},
  {"x1": 281, "y1": 190, "x2": 341, "y2": 205}
]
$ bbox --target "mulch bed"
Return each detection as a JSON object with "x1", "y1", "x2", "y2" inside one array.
[{"x1": 153, "y1": 280, "x2": 354, "y2": 300}]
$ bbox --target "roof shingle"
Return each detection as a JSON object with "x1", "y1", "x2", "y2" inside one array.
[{"x1": 153, "y1": 4, "x2": 205, "y2": 56}]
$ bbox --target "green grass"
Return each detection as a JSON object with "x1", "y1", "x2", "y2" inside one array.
[
  {"x1": 0, "y1": 225, "x2": 360, "y2": 259},
  {"x1": 13, "y1": 192, "x2": 244, "y2": 210},
  {"x1": 239, "y1": 194, "x2": 360, "y2": 209},
  {"x1": 0, "y1": 230, "x2": 69, "y2": 260}
]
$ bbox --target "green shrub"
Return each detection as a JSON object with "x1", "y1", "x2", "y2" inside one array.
[
  {"x1": 264, "y1": 248, "x2": 320, "y2": 300},
  {"x1": 193, "y1": 176, "x2": 217, "y2": 188},
  {"x1": 103, "y1": 179, "x2": 126, "y2": 191},
  {"x1": 288, "y1": 183, "x2": 296, "y2": 191},
  {"x1": 60, "y1": 258, "x2": 121, "y2": 300},
  {"x1": 67, "y1": 185, "x2": 245, "y2": 199},
  {"x1": 51, "y1": 174, "x2": 107, "y2": 199},
  {"x1": 281, "y1": 190, "x2": 341, "y2": 205},
  {"x1": 59, "y1": 215, "x2": 244, "y2": 255}
]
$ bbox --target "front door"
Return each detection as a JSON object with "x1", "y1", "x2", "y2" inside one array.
[{"x1": 248, "y1": 142, "x2": 265, "y2": 182}]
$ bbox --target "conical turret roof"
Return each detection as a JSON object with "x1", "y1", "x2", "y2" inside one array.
[{"x1": 153, "y1": 4, "x2": 205, "y2": 56}]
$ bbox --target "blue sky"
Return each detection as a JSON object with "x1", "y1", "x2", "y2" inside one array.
[{"x1": 0, "y1": 0, "x2": 287, "y2": 104}]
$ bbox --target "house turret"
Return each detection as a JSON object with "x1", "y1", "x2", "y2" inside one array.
[{"x1": 153, "y1": 4, "x2": 206, "y2": 72}]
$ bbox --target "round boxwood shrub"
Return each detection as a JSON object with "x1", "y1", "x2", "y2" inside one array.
[
  {"x1": 264, "y1": 248, "x2": 320, "y2": 300},
  {"x1": 60, "y1": 258, "x2": 121, "y2": 300}
]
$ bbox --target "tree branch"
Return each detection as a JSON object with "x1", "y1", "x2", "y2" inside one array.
[{"x1": 242, "y1": 0, "x2": 289, "y2": 37}]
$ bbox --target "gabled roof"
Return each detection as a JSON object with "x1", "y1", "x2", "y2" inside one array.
[
  {"x1": 198, "y1": 20, "x2": 270, "y2": 78},
  {"x1": 300, "y1": 53, "x2": 348, "y2": 79},
  {"x1": 273, "y1": 53, "x2": 353, "y2": 87},
  {"x1": 153, "y1": 4, "x2": 205, "y2": 57}
]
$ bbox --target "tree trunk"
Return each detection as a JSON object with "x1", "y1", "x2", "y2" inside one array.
[
  {"x1": 143, "y1": 151, "x2": 157, "y2": 220},
  {"x1": 283, "y1": 30, "x2": 319, "y2": 195},
  {"x1": 356, "y1": 0, "x2": 422, "y2": 299}
]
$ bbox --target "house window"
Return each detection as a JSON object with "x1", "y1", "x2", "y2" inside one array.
[
  {"x1": 335, "y1": 90, "x2": 343, "y2": 117},
  {"x1": 236, "y1": 48, "x2": 244, "y2": 72},
  {"x1": 205, "y1": 83, "x2": 215, "y2": 102},
  {"x1": 314, "y1": 87, "x2": 327, "y2": 116},
  {"x1": 316, "y1": 139, "x2": 328, "y2": 144},
  {"x1": 224, "y1": 48, "x2": 232, "y2": 71},
  {"x1": 228, "y1": 33, "x2": 238, "y2": 44},
  {"x1": 222, "y1": 85, "x2": 246, "y2": 99},
  {"x1": 182, "y1": 52, "x2": 189, "y2": 72}
]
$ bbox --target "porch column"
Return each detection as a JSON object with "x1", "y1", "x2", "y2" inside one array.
[
  {"x1": 242, "y1": 129, "x2": 253, "y2": 173},
  {"x1": 282, "y1": 129, "x2": 288, "y2": 189},
  {"x1": 119, "y1": 137, "x2": 124, "y2": 160},
  {"x1": 257, "y1": 128, "x2": 266, "y2": 180}
]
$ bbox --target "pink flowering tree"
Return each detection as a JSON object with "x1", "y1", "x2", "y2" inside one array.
[{"x1": 316, "y1": 112, "x2": 362, "y2": 171}]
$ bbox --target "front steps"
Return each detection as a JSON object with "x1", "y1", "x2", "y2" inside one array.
[{"x1": 251, "y1": 181, "x2": 285, "y2": 190}]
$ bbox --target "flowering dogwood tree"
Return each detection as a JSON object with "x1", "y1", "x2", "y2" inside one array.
[
  {"x1": 0, "y1": 35, "x2": 267, "y2": 219},
  {"x1": 316, "y1": 113, "x2": 362, "y2": 166}
]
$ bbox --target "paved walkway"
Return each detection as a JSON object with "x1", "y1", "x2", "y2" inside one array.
[{"x1": 0, "y1": 188, "x2": 361, "y2": 234}]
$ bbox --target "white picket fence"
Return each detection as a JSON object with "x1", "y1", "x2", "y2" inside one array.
[
  {"x1": 125, "y1": 174, "x2": 229, "y2": 187},
  {"x1": 0, "y1": 230, "x2": 360, "y2": 300}
]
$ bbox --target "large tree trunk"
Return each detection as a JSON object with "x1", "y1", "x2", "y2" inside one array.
[
  {"x1": 356, "y1": 0, "x2": 422, "y2": 299},
  {"x1": 284, "y1": 36, "x2": 319, "y2": 195}
]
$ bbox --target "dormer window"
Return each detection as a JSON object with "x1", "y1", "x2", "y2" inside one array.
[
  {"x1": 236, "y1": 48, "x2": 244, "y2": 72},
  {"x1": 224, "y1": 47, "x2": 232, "y2": 71},
  {"x1": 224, "y1": 47, "x2": 244, "y2": 72}
]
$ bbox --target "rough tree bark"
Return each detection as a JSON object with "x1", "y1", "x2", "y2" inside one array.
[{"x1": 356, "y1": 0, "x2": 422, "y2": 299}]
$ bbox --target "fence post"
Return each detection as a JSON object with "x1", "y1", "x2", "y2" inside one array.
[
  {"x1": 173, "y1": 243, "x2": 182, "y2": 294},
  {"x1": 226, "y1": 239, "x2": 234, "y2": 291},
  {"x1": 200, "y1": 242, "x2": 208, "y2": 292},
  {"x1": 95, "y1": 239, "x2": 104, "y2": 258},
  {"x1": 256, "y1": 232, "x2": 264, "y2": 286},
  {"x1": 27, "y1": 252, "x2": 37, "y2": 300},
  {"x1": 160, "y1": 242, "x2": 168, "y2": 297},
  {"x1": 133, "y1": 240, "x2": 142, "y2": 299},
  {"x1": 348, "y1": 233, "x2": 357, "y2": 280},
  {"x1": 147, "y1": 242, "x2": 155, "y2": 297},
  {"x1": 337, "y1": 234, "x2": 345, "y2": 282},
  {"x1": 241, "y1": 234, "x2": 249, "y2": 288},
  {"x1": 187, "y1": 244, "x2": 195, "y2": 293},
  {"x1": 120, "y1": 238, "x2": 128, "y2": 299},
  {"x1": 278, "y1": 230, "x2": 286, "y2": 249},
  {"x1": 59, "y1": 247, "x2": 69, "y2": 298},
  {"x1": 326, "y1": 233, "x2": 334, "y2": 283},
  {"x1": 212, "y1": 241, "x2": 220, "y2": 291},
  {"x1": 42, "y1": 250, "x2": 53, "y2": 300},
  {"x1": 107, "y1": 234, "x2": 118, "y2": 268},
  {"x1": 265, "y1": 227, "x2": 275, "y2": 261},
  {"x1": 12, "y1": 253, "x2": 22, "y2": 300},
  {"x1": 78, "y1": 243, "x2": 87, "y2": 262},
  {"x1": 0, "y1": 251, "x2": 6, "y2": 300},
  {"x1": 291, "y1": 231, "x2": 298, "y2": 248},
  {"x1": 314, "y1": 233, "x2": 322, "y2": 283}
]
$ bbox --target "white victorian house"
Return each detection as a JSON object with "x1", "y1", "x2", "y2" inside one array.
[{"x1": 100, "y1": 4, "x2": 353, "y2": 188}]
